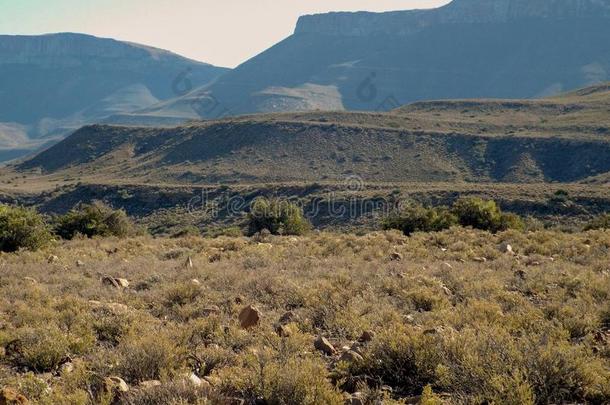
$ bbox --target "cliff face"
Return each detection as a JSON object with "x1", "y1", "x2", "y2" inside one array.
[
  {"x1": 0, "y1": 33, "x2": 205, "y2": 68},
  {"x1": 295, "y1": 0, "x2": 610, "y2": 36}
]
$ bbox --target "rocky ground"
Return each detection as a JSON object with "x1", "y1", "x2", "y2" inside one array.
[{"x1": 0, "y1": 229, "x2": 609, "y2": 404}]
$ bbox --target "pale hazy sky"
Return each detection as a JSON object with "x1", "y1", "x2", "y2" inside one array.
[{"x1": 0, "y1": 0, "x2": 450, "y2": 67}]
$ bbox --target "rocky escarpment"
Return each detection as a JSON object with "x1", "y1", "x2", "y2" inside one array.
[
  {"x1": 0, "y1": 33, "x2": 212, "y2": 69},
  {"x1": 295, "y1": 0, "x2": 610, "y2": 36}
]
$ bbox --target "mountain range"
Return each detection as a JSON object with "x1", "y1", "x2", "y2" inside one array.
[
  {"x1": 1, "y1": 0, "x2": 610, "y2": 163},
  {"x1": 121, "y1": 0, "x2": 610, "y2": 123},
  {"x1": 0, "y1": 33, "x2": 228, "y2": 161}
]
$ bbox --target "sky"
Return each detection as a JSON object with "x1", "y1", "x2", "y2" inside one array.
[{"x1": 0, "y1": 0, "x2": 450, "y2": 68}]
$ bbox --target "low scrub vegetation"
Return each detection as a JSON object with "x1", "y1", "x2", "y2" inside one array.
[
  {"x1": 384, "y1": 198, "x2": 524, "y2": 236},
  {"x1": 0, "y1": 228, "x2": 609, "y2": 403},
  {"x1": 53, "y1": 201, "x2": 136, "y2": 240},
  {"x1": 247, "y1": 197, "x2": 310, "y2": 236},
  {"x1": 0, "y1": 204, "x2": 53, "y2": 252}
]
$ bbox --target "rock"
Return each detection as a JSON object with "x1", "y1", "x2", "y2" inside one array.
[
  {"x1": 0, "y1": 389, "x2": 27, "y2": 405},
  {"x1": 314, "y1": 336, "x2": 336, "y2": 355},
  {"x1": 115, "y1": 278, "x2": 130, "y2": 288},
  {"x1": 358, "y1": 330, "x2": 375, "y2": 342},
  {"x1": 184, "y1": 372, "x2": 209, "y2": 388},
  {"x1": 47, "y1": 255, "x2": 59, "y2": 264},
  {"x1": 23, "y1": 277, "x2": 37, "y2": 284},
  {"x1": 0, "y1": 388, "x2": 28, "y2": 404},
  {"x1": 76, "y1": 260, "x2": 85, "y2": 267},
  {"x1": 473, "y1": 257, "x2": 487, "y2": 263},
  {"x1": 498, "y1": 242, "x2": 514, "y2": 254},
  {"x1": 389, "y1": 252, "x2": 403, "y2": 261},
  {"x1": 349, "y1": 342, "x2": 364, "y2": 355},
  {"x1": 339, "y1": 350, "x2": 363, "y2": 363},
  {"x1": 191, "y1": 279, "x2": 201, "y2": 286},
  {"x1": 279, "y1": 311, "x2": 298, "y2": 324},
  {"x1": 140, "y1": 380, "x2": 162, "y2": 389},
  {"x1": 238, "y1": 305, "x2": 261, "y2": 329},
  {"x1": 105, "y1": 376, "x2": 129, "y2": 393},
  {"x1": 101, "y1": 276, "x2": 129, "y2": 289}
]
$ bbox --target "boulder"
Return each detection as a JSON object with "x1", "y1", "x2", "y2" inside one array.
[
  {"x1": 115, "y1": 278, "x2": 130, "y2": 288},
  {"x1": 498, "y1": 242, "x2": 514, "y2": 254},
  {"x1": 0, "y1": 388, "x2": 28, "y2": 404},
  {"x1": 105, "y1": 376, "x2": 129, "y2": 393},
  {"x1": 389, "y1": 252, "x2": 403, "y2": 261},
  {"x1": 101, "y1": 276, "x2": 129, "y2": 289},
  {"x1": 238, "y1": 305, "x2": 261, "y2": 329},
  {"x1": 339, "y1": 350, "x2": 364, "y2": 363},
  {"x1": 314, "y1": 336, "x2": 336, "y2": 355},
  {"x1": 183, "y1": 372, "x2": 210, "y2": 388}
]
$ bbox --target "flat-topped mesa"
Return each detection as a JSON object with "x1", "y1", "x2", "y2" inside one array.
[{"x1": 295, "y1": 0, "x2": 610, "y2": 36}]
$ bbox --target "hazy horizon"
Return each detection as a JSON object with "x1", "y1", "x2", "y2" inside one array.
[{"x1": 0, "y1": 0, "x2": 450, "y2": 68}]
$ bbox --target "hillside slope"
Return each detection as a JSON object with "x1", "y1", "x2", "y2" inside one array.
[
  {"x1": 0, "y1": 33, "x2": 229, "y2": 161},
  {"x1": 133, "y1": 0, "x2": 610, "y2": 121},
  {"x1": 13, "y1": 83, "x2": 610, "y2": 185}
]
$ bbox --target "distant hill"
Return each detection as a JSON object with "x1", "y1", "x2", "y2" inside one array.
[
  {"x1": 15, "y1": 83, "x2": 610, "y2": 185},
  {"x1": 130, "y1": 0, "x2": 609, "y2": 122},
  {"x1": 0, "y1": 33, "x2": 229, "y2": 161}
]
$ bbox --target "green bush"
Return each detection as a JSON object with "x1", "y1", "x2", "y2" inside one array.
[
  {"x1": 452, "y1": 197, "x2": 522, "y2": 233},
  {"x1": 54, "y1": 201, "x2": 136, "y2": 240},
  {"x1": 8, "y1": 326, "x2": 72, "y2": 372},
  {"x1": 584, "y1": 213, "x2": 610, "y2": 231},
  {"x1": 247, "y1": 198, "x2": 310, "y2": 236},
  {"x1": 0, "y1": 204, "x2": 53, "y2": 252},
  {"x1": 382, "y1": 204, "x2": 457, "y2": 236}
]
